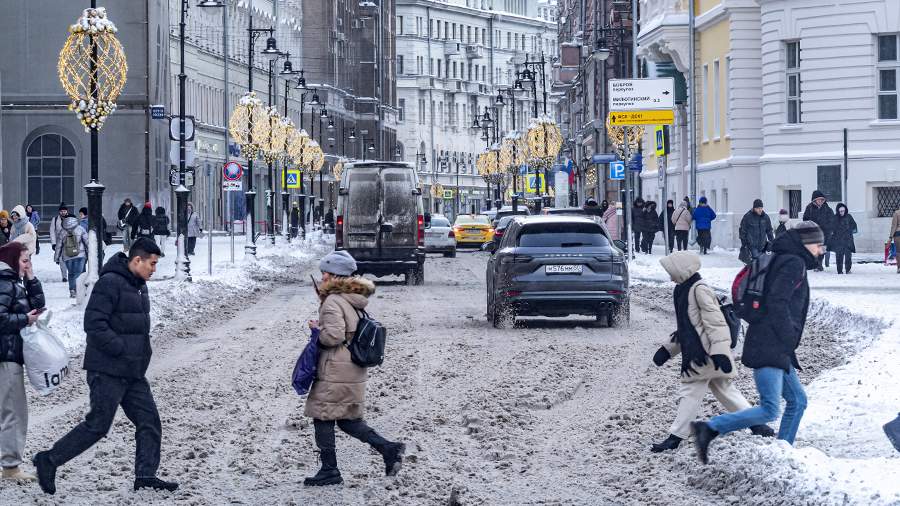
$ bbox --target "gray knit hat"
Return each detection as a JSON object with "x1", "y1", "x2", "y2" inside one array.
[
  {"x1": 319, "y1": 250, "x2": 357, "y2": 276},
  {"x1": 793, "y1": 221, "x2": 825, "y2": 245}
]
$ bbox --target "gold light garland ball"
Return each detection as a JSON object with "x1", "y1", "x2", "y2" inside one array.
[
  {"x1": 260, "y1": 107, "x2": 289, "y2": 163},
  {"x1": 229, "y1": 92, "x2": 266, "y2": 160},
  {"x1": 58, "y1": 7, "x2": 127, "y2": 132},
  {"x1": 605, "y1": 117, "x2": 644, "y2": 149},
  {"x1": 288, "y1": 128, "x2": 310, "y2": 165},
  {"x1": 332, "y1": 160, "x2": 344, "y2": 181},
  {"x1": 525, "y1": 117, "x2": 563, "y2": 161}
]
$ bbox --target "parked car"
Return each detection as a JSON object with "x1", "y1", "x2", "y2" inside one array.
[
  {"x1": 453, "y1": 214, "x2": 494, "y2": 247},
  {"x1": 425, "y1": 215, "x2": 457, "y2": 257},
  {"x1": 336, "y1": 161, "x2": 426, "y2": 285},
  {"x1": 492, "y1": 206, "x2": 531, "y2": 227},
  {"x1": 485, "y1": 216, "x2": 629, "y2": 328}
]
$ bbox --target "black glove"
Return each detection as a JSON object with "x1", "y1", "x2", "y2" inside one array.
[
  {"x1": 652, "y1": 347, "x2": 671, "y2": 367},
  {"x1": 51, "y1": 244, "x2": 56, "y2": 251},
  {"x1": 710, "y1": 354, "x2": 733, "y2": 373}
]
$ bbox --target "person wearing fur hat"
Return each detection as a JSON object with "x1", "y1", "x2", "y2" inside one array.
[
  {"x1": 775, "y1": 209, "x2": 790, "y2": 238},
  {"x1": 0, "y1": 212, "x2": 11, "y2": 246},
  {"x1": 303, "y1": 250, "x2": 404, "y2": 487},
  {"x1": 0, "y1": 241, "x2": 45, "y2": 483},
  {"x1": 692, "y1": 222, "x2": 823, "y2": 464},
  {"x1": 650, "y1": 251, "x2": 772, "y2": 452},
  {"x1": 8, "y1": 206, "x2": 37, "y2": 256}
]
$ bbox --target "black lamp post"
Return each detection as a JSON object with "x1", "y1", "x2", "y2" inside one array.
[
  {"x1": 496, "y1": 84, "x2": 521, "y2": 211},
  {"x1": 175, "y1": 0, "x2": 193, "y2": 279}
]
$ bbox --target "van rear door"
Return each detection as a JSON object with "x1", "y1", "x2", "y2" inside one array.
[
  {"x1": 346, "y1": 169, "x2": 380, "y2": 249},
  {"x1": 381, "y1": 167, "x2": 417, "y2": 249}
]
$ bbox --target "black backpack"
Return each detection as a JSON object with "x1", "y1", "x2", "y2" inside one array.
[
  {"x1": 731, "y1": 251, "x2": 776, "y2": 324},
  {"x1": 346, "y1": 309, "x2": 386, "y2": 368}
]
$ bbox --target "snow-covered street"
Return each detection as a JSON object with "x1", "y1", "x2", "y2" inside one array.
[{"x1": 4, "y1": 241, "x2": 899, "y2": 505}]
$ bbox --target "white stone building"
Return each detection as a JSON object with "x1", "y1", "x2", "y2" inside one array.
[{"x1": 395, "y1": 0, "x2": 558, "y2": 217}]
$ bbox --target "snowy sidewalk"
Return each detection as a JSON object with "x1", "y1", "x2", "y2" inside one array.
[{"x1": 630, "y1": 247, "x2": 900, "y2": 504}]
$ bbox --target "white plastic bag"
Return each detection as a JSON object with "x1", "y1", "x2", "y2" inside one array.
[{"x1": 21, "y1": 311, "x2": 70, "y2": 395}]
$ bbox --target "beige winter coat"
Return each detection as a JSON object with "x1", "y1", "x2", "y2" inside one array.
[
  {"x1": 659, "y1": 252, "x2": 736, "y2": 382},
  {"x1": 671, "y1": 204, "x2": 693, "y2": 231},
  {"x1": 891, "y1": 209, "x2": 900, "y2": 240},
  {"x1": 304, "y1": 276, "x2": 375, "y2": 421}
]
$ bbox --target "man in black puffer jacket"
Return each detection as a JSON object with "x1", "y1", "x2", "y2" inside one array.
[
  {"x1": 802, "y1": 190, "x2": 835, "y2": 271},
  {"x1": 691, "y1": 222, "x2": 823, "y2": 464},
  {"x1": 33, "y1": 238, "x2": 178, "y2": 495}
]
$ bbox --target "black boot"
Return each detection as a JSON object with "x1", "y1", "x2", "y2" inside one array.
[
  {"x1": 303, "y1": 450, "x2": 342, "y2": 487},
  {"x1": 650, "y1": 434, "x2": 682, "y2": 453},
  {"x1": 750, "y1": 424, "x2": 775, "y2": 438},
  {"x1": 378, "y1": 442, "x2": 406, "y2": 476},
  {"x1": 134, "y1": 477, "x2": 179, "y2": 492},
  {"x1": 691, "y1": 421, "x2": 719, "y2": 465},
  {"x1": 32, "y1": 451, "x2": 57, "y2": 495}
]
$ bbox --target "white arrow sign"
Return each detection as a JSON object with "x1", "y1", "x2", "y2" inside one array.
[{"x1": 608, "y1": 78, "x2": 675, "y2": 111}]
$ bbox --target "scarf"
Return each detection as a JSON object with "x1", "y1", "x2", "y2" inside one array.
[{"x1": 672, "y1": 272, "x2": 707, "y2": 376}]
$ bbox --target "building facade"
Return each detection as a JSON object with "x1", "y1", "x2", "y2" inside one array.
[{"x1": 395, "y1": 0, "x2": 558, "y2": 217}]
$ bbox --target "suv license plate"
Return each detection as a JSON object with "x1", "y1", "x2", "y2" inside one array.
[{"x1": 546, "y1": 264, "x2": 583, "y2": 274}]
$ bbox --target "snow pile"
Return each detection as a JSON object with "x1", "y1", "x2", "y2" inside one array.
[{"x1": 631, "y1": 249, "x2": 900, "y2": 505}]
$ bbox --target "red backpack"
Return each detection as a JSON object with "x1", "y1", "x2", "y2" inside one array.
[{"x1": 731, "y1": 252, "x2": 776, "y2": 324}]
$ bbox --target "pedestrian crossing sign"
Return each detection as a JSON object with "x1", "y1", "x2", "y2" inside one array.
[
  {"x1": 284, "y1": 169, "x2": 301, "y2": 189},
  {"x1": 527, "y1": 173, "x2": 546, "y2": 193}
]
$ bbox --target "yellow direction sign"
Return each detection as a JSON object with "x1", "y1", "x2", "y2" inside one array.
[{"x1": 608, "y1": 110, "x2": 674, "y2": 126}]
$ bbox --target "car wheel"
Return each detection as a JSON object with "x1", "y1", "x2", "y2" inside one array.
[
  {"x1": 492, "y1": 300, "x2": 515, "y2": 329},
  {"x1": 413, "y1": 264, "x2": 425, "y2": 285},
  {"x1": 447, "y1": 249, "x2": 457, "y2": 258}
]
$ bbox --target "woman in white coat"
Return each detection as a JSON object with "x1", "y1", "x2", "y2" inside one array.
[
  {"x1": 8, "y1": 206, "x2": 37, "y2": 256},
  {"x1": 650, "y1": 251, "x2": 773, "y2": 452}
]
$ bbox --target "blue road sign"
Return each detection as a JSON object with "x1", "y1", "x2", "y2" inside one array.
[
  {"x1": 609, "y1": 161, "x2": 625, "y2": 180},
  {"x1": 286, "y1": 172, "x2": 298, "y2": 186},
  {"x1": 592, "y1": 153, "x2": 617, "y2": 164},
  {"x1": 150, "y1": 105, "x2": 165, "y2": 119}
]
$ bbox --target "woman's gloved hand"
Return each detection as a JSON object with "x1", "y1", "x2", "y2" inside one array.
[
  {"x1": 652, "y1": 347, "x2": 671, "y2": 367},
  {"x1": 710, "y1": 354, "x2": 733, "y2": 373}
]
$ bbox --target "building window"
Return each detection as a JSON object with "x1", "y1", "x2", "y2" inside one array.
[
  {"x1": 877, "y1": 34, "x2": 899, "y2": 119},
  {"x1": 721, "y1": 188, "x2": 728, "y2": 213},
  {"x1": 875, "y1": 186, "x2": 900, "y2": 217},
  {"x1": 788, "y1": 189, "x2": 802, "y2": 218},
  {"x1": 713, "y1": 60, "x2": 721, "y2": 138},
  {"x1": 702, "y1": 64, "x2": 709, "y2": 141},
  {"x1": 25, "y1": 133, "x2": 77, "y2": 222},
  {"x1": 419, "y1": 99, "x2": 426, "y2": 124},
  {"x1": 399, "y1": 99, "x2": 406, "y2": 121},
  {"x1": 397, "y1": 16, "x2": 403, "y2": 35},
  {"x1": 397, "y1": 55, "x2": 404, "y2": 75},
  {"x1": 725, "y1": 56, "x2": 732, "y2": 135},
  {"x1": 786, "y1": 41, "x2": 801, "y2": 124},
  {"x1": 507, "y1": 32, "x2": 511, "y2": 49}
]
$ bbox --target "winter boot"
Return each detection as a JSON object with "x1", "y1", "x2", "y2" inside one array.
[
  {"x1": 691, "y1": 421, "x2": 719, "y2": 465},
  {"x1": 2, "y1": 466, "x2": 36, "y2": 481},
  {"x1": 303, "y1": 450, "x2": 343, "y2": 487},
  {"x1": 378, "y1": 442, "x2": 406, "y2": 477},
  {"x1": 32, "y1": 451, "x2": 57, "y2": 495},
  {"x1": 134, "y1": 477, "x2": 179, "y2": 492},
  {"x1": 750, "y1": 425, "x2": 775, "y2": 438},
  {"x1": 69, "y1": 290, "x2": 76, "y2": 298},
  {"x1": 650, "y1": 434, "x2": 683, "y2": 453}
]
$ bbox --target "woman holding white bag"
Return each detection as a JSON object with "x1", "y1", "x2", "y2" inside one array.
[{"x1": 0, "y1": 241, "x2": 45, "y2": 482}]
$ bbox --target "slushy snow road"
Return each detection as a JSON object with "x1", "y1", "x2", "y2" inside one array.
[{"x1": 5, "y1": 247, "x2": 895, "y2": 505}]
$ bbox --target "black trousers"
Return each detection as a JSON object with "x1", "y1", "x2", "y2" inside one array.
[
  {"x1": 313, "y1": 419, "x2": 390, "y2": 453},
  {"x1": 697, "y1": 229, "x2": 712, "y2": 252},
  {"x1": 632, "y1": 230, "x2": 641, "y2": 253},
  {"x1": 641, "y1": 232, "x2": 656, "y2": 254},
  {"x1": 49, "y1": 372, "x2": 162, "y2": 478},
  {"x1": 664, "y1": 230, "x2": 675, "y2": 253},
  {"x1": 834, "y1": 248, "x2": 853, "y2": 273},
  {"x1": 186, "y1": 237, "x2": 197, "y2": 255},
  {"x1": 675, "y1": 230, "x2": 689, "y2": 251}
]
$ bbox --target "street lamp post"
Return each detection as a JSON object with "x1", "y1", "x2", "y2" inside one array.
[
  {"x1": 175, "y1": 0, "x2": 193, "y2": 279},
  {"x1": 496, "y1": 85, "x2": 521, "y2": 211}
]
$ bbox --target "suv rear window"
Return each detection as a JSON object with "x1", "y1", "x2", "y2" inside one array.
[{"x1": 517, "y1": 223, "x2": 609, "y2": 248}]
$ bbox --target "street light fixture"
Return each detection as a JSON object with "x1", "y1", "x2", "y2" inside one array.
[
  {"x1": 197, "y1": 0, "x2": 224, "y2": 6},
  {"x1": 309, "y1": 91, "x2": 321, "y2": 106},
  {"x1": 262, "y1": 36, "x2": 280, "y2": 54},
  {"x1": 368, "y1": 143, "x2": 376, "y2": 152},
  {"x1": 348, "y1": 128, "x2": 357, "y2": 141},
  {"x1": 327, "y1": 119, "x2": 335, "y2": 130}
]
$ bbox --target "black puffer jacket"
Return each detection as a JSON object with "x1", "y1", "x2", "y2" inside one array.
[
  {"x1": 739, "y1": 210, "x2": 774, "y2": 253},
  {"x1": 828, "y1": 204, "x2": 857, "y2": 253},
  {"x1": 83, "y1": 253, "x2": 152, "y2": 378},
  {"x1": 802, "y1": 191, "x2": 835, "y2": 240},
  {"x1": 741, "y1": 230, "x2": 817, "y2": 372},
  {"x1": 0, "y1": 264, "x2": 45, "y2": 365}
]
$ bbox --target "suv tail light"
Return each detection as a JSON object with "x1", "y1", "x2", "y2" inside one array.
[
  {"x1": 500, "y1": 254, "x2": 533, "y2": 264},
  {"x1": 417, "y1": 214, "x2": 425, "y2": 246},
  {"x1": 448, "y1": 230, "x2": 455, "y2": 238},
  {"x1": 335, "y1": 215, "x2": 344, "y2": 248}
]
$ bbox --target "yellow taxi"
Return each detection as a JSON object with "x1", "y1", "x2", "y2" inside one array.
[{"x1": 453, "y1": 214, "x2": 494, "y2": 246}]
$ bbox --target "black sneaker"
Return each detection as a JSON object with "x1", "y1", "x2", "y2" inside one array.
[
  {"x1": 134, "y1": 477, "x2": 179, "y2": 492},
  {"x1": 750, "y1": 424, "x2": 775, "y2": 438},
  {"x1": 650, "y1": 434, "x2": 683, "y2": 453},
  {"x1": 32, "y1": 451, "x2": 57, "y2": 495},
  {"x1": 691, "y1": 421, "x2": 719, "y2": 465}
]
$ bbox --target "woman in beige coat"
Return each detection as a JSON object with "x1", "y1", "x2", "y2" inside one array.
[
  {"x1": 650, "y1": 251, "x2": 772, "y2": 452},
  {"x1": 671, "y1": 200, "x2": 693, "y2": 251},
  {"x1": 890, "y1": 208, "x2": 900, "y2": 273},
  {"x1": 303, "y1": 250, "x2": 404, "y2": 487}
]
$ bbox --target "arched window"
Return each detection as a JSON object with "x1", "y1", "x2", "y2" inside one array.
[{"x1": 25, "y1": 134, "x2": 77, "y2": 223}]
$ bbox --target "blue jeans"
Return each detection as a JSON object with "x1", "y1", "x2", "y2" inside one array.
[
  {"x1": 65, "y1": 257, "x2": 86, "y2": 292},
  {"x1": 708, "y1": 366, "x2": 808, "y2": 444}
]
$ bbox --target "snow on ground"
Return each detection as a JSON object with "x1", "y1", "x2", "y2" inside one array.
[{"x1": 631, "y1": 246, "x2": 900, "y2": 505}]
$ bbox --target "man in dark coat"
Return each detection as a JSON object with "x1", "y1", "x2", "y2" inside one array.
[
  {"x1": 33, "y1": 238, "x2": 178, "y2": 495},
  {"x1": 658, "y1": 200, "x2": 676, "y2": 254},
  {"x1": 738, "y1": 199, "x2": 774, "y2": 264},
  {"x1": 802, "y1": 190, "x2": 835, "y2": 271},
  {"x1": 692, "y1": 222, "x2": 823, "y2": 464},
  {"x1": 828, "y1": 203, "x2": 857, "y2": 274},
  {"x1": 631, "y1": 197, "x2": 645, "y2": 254},
  {"x1": 289, "y1": 202, "x2": 301, "y2": 239}
]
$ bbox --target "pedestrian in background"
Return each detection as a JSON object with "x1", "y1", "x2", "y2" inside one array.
[
  {"x1": 671, "y1": 200, "x2": 693, "y2": 251},
  {"x1": 650, "y1": 251, "x2": 772, "y2": 453},
  {"x1": 9, "y1": 206, "x2": 37, "y2": 256},
  {"x1": 582, "y1": 198, "x2": 602, "y2": 217},
  {"x1": 803, "y1": 190, "x2": 835, "y2": 271},
  {"x1": 631, "y1": 197, "x2": 645, "y2": 253},
  {"x1": 659, "y1": 200, "x2": 676, "y2": 254},
  {"x1": 33, "y1": 238, "x2": 178, "y2": 495},
  {"x1": 775, "y1": 209, "x2": 790, "y2": 238},
  {"x1": 693, "y1": 197, "x2": 717, "y2": 255},
  {"x1": 132, "y1": 202, "x2": 155, "y2": 242},
  {"x1": 50, "y1": 204, "x2": 70, "y2": 282},
  {"x1": 738, "y1": 199, "x2": 773, "y2": 264},
  {"x1": 153, "y1": 207, "x2": 170, "y2": 257},
  {"x1": 54, "y1": 216, "x2": 88, "y2": 298},
  {"x1": 0, "y1": 212, "x2": 11, "y2": 246},
  {"x1": 0, "y1": 241, "x2": 45, "y2": 483},
  {"x1": 78, "y1": 208, "x2": 88, "y2": 232},
  {"x1": 891, "y1": 206, "x2": 900, "y2": 274},
  {"x1": 25, "y1": 205, "x2": 40, "y2": 256},
  {"x1": 829, "y1": 203, "x2": 857, "y2": 275},
  {"x1": 303, "y1": 251, "x2": 404, "y2": 487},
  {"x1": 641, "y1": 201, "x2": 659, "y2": 254},
  {"x1": 603, "y1": 202, "x2": 620, "y2": 241},
  {"x1": 186, "y1": 203, "x2": 202, "y2": 256},
  {"x1": 117, "y1": 199, "x2": 138, "y2": 253},
  {"x1": 692, "y1": 222, "x2": 823, "y2": 464},
  {"x1": 290, "y1": 202, "x2": 300, "y2": 239}
]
